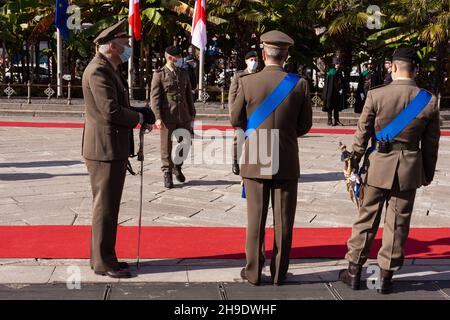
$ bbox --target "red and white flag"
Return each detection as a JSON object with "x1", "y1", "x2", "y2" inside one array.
[
  {"x1": 191, "y1": 0, "x2": 206, "y2": 50},
  {"x1": 128, "y1": 0, "x2": 142, "y2": 41}
]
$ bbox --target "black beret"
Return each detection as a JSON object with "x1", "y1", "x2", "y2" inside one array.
[
  {"x1": 245, "y1": 50, "x2": 258, "y2": 60},
  {"x1": 93, "y1": 19, "x2": 131, "y2": 45},
  {"x1": 392, "y1": 47, "x2": 421, "y2": 64},
  {"x1": 165, "y1": 46, "x2": 181, "y2": 56}
]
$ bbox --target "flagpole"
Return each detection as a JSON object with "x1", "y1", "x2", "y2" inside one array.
[
  {"x1": 56, "y1": 29, "x2": 63, "y2": 98},
  {"x1": 198, "y1": 49, "x2": 204, "y2": 101},
  {"x1": 128, "y1": 24, "x2": 134, "y2": 100}
]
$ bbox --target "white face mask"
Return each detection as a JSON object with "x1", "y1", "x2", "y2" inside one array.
[
  {"x1": 174, "y1": 58, "x2": 183, "y2": 68},
  {"x1": 247, "y1": 60, "x2": 258, "y2": 71}
]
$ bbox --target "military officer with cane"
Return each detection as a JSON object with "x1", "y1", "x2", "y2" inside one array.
[
  {"x1": 230, "y1": 31, "x2": 312, "y2": 285},
  {"x1": 82, "y1": 20, "x2": 155, "y2": 278},
  {"x1": 339, "y1": 47, "x2": 440, "y2": 294}
]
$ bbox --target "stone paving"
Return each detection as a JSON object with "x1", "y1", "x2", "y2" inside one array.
[
  {"x1": 0, "y1": 116, "x2": 449, "y2": 299},
  {"x1": 1, "y1": 117, "x2": 449, "y2": 228}
]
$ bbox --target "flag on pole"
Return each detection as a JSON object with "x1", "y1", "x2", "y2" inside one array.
[
  {"x1": 191, "y1": 0, "x2": 206, "y2": 50},
  {"x1": 55, "y1": 0, "x2": 70, "y2": 41},
  {"x1": 128, "y1": 0, "x2": 142, "y2": 41}
]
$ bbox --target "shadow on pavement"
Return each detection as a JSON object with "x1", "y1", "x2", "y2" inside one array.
[
  {"x1": 182, "y1": 179, "x2": 241, "y2": 187},
  {"x1": 0, "y1": 160, "x2": 83, "y2": 168},
  {"x1": 299, "y1": 172, "x2": 343, "y2": 183},
  {"x1": 0, "y1": 173, "x2": 88, "y2": 181}
]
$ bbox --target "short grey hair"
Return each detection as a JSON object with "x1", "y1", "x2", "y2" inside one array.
[
  {"x1": 393, "y1": 60, "x2": 416, "y2": 74},
  {"x1": 98, "y1": 43, "x2": 112, "y2": 55},
  {"x1": 264, "y1": 46, "x2": 288, "y2": 62}
]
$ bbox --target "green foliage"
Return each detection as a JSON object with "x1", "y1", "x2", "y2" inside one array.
[{"x1": 0, "y1": 0, "x2": 448, "y2": 94}]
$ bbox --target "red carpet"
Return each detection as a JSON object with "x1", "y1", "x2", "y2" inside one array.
[
  {"x1": 0, "y1": 226, "x2": 449, "y2": 259},
  {"x1": 0, "y1": 121, "x2": 449, "y2": 136}
]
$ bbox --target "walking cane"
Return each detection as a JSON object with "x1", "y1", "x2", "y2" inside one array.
[{"x1": 136, "y1": 126, "x2": 145, "y2": 270}]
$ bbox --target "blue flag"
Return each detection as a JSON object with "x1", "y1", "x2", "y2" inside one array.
[{"x1": 55, "y1": 0, "x2": 70, "y2": 40}]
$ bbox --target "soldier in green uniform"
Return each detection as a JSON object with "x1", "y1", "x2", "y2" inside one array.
[
  {"x1": 339, "y1": 47, "x2": 441, "y2": 294},
  {"x1": 82, "y1": 20, "x2": 155, "y2": 278},
  {"x1": 150, "y1": 46, "x2": 196, "y2": 188},
  {"x1": 228, "y1": 50, "x2": 259, "y2": 175}
]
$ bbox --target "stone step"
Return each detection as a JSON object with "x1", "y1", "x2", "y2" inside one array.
[{"x1": 0, "y1": 109, "x2": 360, "y2": 125}]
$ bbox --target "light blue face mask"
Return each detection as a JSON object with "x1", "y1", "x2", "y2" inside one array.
[{"x1": 120, "y1": 46, "x2": 132, "y2": 63}]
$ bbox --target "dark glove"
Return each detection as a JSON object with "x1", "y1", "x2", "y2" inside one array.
[{"x1": 130, "y1": 106, "x2": 156, "y2": 125}]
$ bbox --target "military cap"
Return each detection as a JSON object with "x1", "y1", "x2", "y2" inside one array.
[
  {"x1": 93, "y1": 19, "x2": 130, "y2": 45},
  {"x1": 260, "y1": 30, "x2": 294, "y2": 49},
  {"x1": 392, "y1": 47, "x2": 421, "y2": 64},
  {"x1": 245, "y1": 50, "x2": 258, "y2": 60},
  {"x1": 165, "y1": 46, "x2": 181, "y2": 56}
]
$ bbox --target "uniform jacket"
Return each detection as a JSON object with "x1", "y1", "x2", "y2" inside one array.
[
  {"x1": 353, "y1": 79, "x2": 440, "y2": 191},
  {"x1": 228, "y1": 69, "x2": 250, "y2": 106},
  {"x1": 230, "y1": 65, "x2": 312, "y2": 180},
  {"x1": 81, "y1": 53, "x2": 140, "y2": 161},
  {"x1": 150, "y1": 65, "x2": 196, "y2": 124}
]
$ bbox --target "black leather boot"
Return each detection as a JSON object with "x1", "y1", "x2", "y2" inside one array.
[
  {"x1": 164, "y1": 172, "x2": 173, "y2": 188},
  {"x1": 378, "y1": 269, "x2": 394, "y2": 294},
  {"x1": 327, "y1": 111, "x2": 333, "y2": 126},
  {"x1": 232, "y1": 161, "x2": 240, "y2": 175},
  {"x1": 173, "y1": 166, "x2": 186, "y2": 183},
  {"x1": 339, "y1": 262, "x2": 362, "y2": 290}
]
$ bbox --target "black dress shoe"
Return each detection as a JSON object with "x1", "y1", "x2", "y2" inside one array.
[
  {"x1": 378, "y1": 269, "x2": 394, "y2": 294},
  {"x1": 334, "y1": 120, "x2": 344, "y2": 126},
  {"x1": 327, "y1": 119, "x2": 333, "y2": 126},
  {"x1": 232, "y1": 162, "x2": 240, "y2": 175},
  {"x1": 94, "y1": 269, "x2": 132, "y2": 279},
  {"x1": 174, "y1": 168, "x2": 186, "y2": 183},
  {"x1": 338, "y1": 262, "x2": 362, "y2": 290},
  {"x1": 164, "y1": 172, "x2": 174, "y2": 188},
  {"x1": 91, "y1": 262, "x2": 129, "y2": 270},
  {"x1": 240, "y1": 268, "x2": 260, "y2": 286}
]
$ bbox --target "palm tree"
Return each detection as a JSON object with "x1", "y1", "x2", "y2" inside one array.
[{"x1": 368, "y1": 0, "x2": 449, "y2": 95}]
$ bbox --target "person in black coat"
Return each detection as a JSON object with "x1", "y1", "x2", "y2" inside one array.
[
  {"x1": 322, "y1": 58, "x2": 346, "y2": 126},
  {"x1": 355, "y1": 61, "x2": 383, "y2": 113}
]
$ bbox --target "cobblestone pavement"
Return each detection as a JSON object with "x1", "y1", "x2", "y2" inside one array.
[
  {"x1": 0, "y1": 117, "x2": 449, "y2": 297},
  {"x1": 1, "y1": 117, "x2": 449, "y2": 228}
]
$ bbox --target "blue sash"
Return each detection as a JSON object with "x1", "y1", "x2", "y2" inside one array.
[
  {"x1": 354, "y1": 89, "x2": 432, "y2": 200},
  {"x1": 376, "y1": 89, "x2": 432, "y2": 142},
  {"x1": 244, "y1": 73, "x2": 301, "y2": 138},
  {"x1": 241, "y1": 73, "x2": 301, "y2": 198}
]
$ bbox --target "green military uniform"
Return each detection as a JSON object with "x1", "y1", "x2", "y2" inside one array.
[
  {"x1": 344, "y1": 49, "x2": 441, "y2": 274},
  {"x1": 81, "y1": 20, "x2": 140, "y2": 273},
  {"x1": 150, "y1": 62, "x2": 196, "y2": 176},
  {"x1": 230, "y1": 31, "x2": 312, "y2": 285}
]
